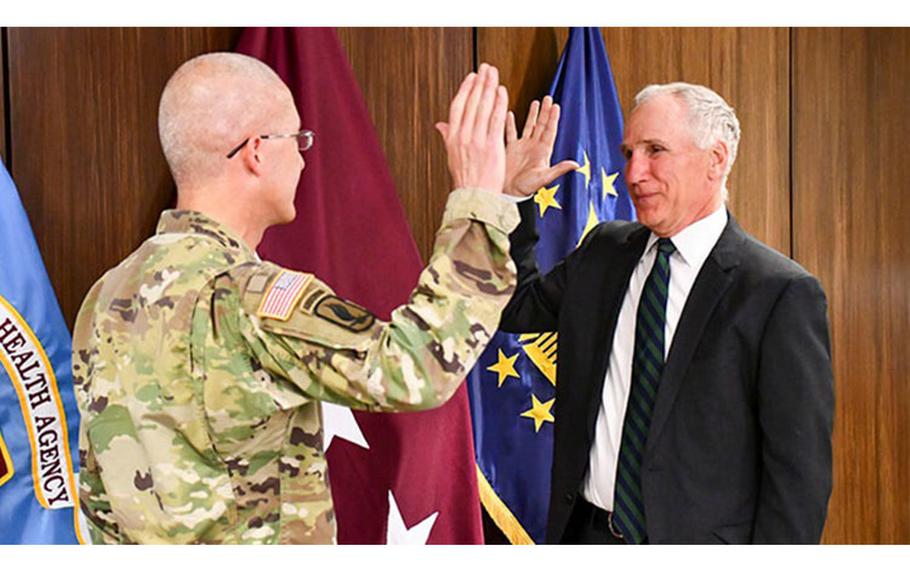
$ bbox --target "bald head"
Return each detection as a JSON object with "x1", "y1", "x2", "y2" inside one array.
[{"x1": 158, "y1": 52, "x2": 295, "y2": 188}]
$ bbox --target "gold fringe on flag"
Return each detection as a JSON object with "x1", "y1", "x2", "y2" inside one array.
[{"x1": 476, "y1": 464, "x2": 535, "y2": 545}]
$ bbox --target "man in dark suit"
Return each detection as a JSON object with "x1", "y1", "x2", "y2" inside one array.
[{"x1": 499, "y1": 84, "x2": 834, "y2": 544}]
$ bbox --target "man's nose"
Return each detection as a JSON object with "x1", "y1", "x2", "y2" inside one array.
[{"x1": 625, "y1": 151, "x2": 646, "y2": 185}]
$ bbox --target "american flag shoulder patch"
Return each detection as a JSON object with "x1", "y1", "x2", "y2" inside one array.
[{"x1": 257, "y1": 269, "x2": 313, "y2": 321}]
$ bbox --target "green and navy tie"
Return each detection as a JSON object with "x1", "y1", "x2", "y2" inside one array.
[{"x1": 612, "y1": 237, "x2": 676, "y2": 544}]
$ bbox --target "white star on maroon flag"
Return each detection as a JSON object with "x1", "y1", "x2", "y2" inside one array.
[
  {"x1": 322, "y1": 402, "x2": 369, "y2": 450},
  {"x1": 386, "y1": 490, "x2": 438, "y2": 545}
]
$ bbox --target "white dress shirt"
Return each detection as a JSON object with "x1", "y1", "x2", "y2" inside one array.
[{"x1": 581, "y1": 205, "x2": 728, "y2": 511}]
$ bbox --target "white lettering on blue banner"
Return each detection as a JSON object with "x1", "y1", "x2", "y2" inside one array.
[{"x1": 0, "y1": 295, "x2": 77, "y2": 509}]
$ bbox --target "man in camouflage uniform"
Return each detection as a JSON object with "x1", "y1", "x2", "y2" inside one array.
[{"x1": 72, "y1": 54, "x2": 525, "y2": 543}]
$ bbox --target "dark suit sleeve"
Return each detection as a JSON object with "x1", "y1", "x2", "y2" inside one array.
[
  {"x1": 753, "y1": 275, "x2": 834, "y2": 543},
  {"x1": 499, "y1": 198, "x2": 568, "y2": 333}
]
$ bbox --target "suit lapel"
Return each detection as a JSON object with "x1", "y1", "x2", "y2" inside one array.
[{"x1": 645, "y1": 214, "x2": 745, "y2": 455}]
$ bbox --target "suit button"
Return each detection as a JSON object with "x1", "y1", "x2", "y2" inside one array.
[{"x1": 565, "y1": 492, "x2": 575, "y2": 503}]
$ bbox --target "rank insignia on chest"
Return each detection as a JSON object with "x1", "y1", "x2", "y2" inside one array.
[
  {"x1": 314, "y1": 296, "x2": 375, "y2": 332},
  {"x1": 257, "y1": 269, "x2": 313, "y2": 321}
]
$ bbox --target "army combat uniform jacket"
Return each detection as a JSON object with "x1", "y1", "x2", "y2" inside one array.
[{"x1": 72, "y1": 188, "x2": 519, "y2": 544}]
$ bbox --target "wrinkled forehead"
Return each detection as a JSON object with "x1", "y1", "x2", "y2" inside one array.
[{"x1": 623, "y1": 94, "x2": 692, "y2": 144}]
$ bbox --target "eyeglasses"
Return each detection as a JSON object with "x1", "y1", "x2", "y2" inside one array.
[{"x1": 226, "y1": 129, "x2": 315, "y2": 159}]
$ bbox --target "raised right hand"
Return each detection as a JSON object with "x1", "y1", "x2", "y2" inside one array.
[
  {"x1": 434, "y1": 63, "x2": 508, "y2": 193},
  {"x1": 503, "y1": 96, "x2": 579, "y2": 197}
]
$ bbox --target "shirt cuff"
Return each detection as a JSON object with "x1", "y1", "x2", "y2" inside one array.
[{"x1": 501, "y1": 193, "x2": 534, "y2": 203}]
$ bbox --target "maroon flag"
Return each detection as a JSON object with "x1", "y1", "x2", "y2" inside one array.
[{"x1": 236, "y1": 27, "x2": 484, "y2": 544}]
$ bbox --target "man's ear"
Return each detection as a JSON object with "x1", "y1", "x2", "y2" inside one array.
[
  {"x1": 707, "y1": 139, "x2": 729, "y2": 182},
  {"x1": 242, "y1": 137, "x2": 263, "y2": 175}
]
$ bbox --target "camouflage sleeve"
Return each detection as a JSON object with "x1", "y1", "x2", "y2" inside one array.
[
  {"x1": 71, "y1": 278, "x2": 121, "y2": 542},
  {"x1": 225, "y1": 188, "x2": 519, "y2": 412}
]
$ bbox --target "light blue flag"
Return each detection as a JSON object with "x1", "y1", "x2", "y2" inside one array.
[
  {"x1": 0, "y1": 159, "x2": 84, "y2": 544},
  {"x1": 467, "y1": 27, "x2": 635, "y2": 543}
]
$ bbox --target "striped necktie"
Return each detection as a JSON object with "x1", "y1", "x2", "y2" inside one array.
[{"x1": 612, "y1": 237, "x2": 676, "y2": 544}]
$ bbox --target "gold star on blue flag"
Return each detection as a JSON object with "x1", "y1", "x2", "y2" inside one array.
[{"x1": 466, "y1": 27, "x2": 636, "y2": 544}]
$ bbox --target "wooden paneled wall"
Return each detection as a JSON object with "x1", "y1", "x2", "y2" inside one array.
[
  {"x1": 0, "y1": 31, "x2": 6, "y2": 163},
  {"x1": 792, "y1": 28, "x2": 910, "y2": 544},
  {"x1": 7, "y1": 28, "x2": 240, "y2": 328},
  {"x1": 2, "y1": 27, "x2": 908, "y2": 544}
]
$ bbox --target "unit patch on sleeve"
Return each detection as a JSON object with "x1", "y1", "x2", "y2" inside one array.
[
  {"x1": 257, "y1": 269, "x2": 313, "y2": 321},
  {"x1": 314, "y1": 296, "x2": 376, "y2": 332},
  {"x1": 299, "y1": 286, "x2": 330, "y2": 315}
]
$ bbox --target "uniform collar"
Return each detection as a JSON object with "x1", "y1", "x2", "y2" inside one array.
[{"x1": 156, "y1": 209, "x2": 256, "y2": 260}]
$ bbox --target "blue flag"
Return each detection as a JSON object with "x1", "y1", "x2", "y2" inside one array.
[
  {"x1": 467, "y1": 27, "x2": 635, "y2": 544},
  {"x1": 0, "y1": 159, "x2": 84, "y2": 544}
]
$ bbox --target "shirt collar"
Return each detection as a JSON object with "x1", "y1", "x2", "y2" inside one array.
[
  {"x1": 643, "y1": 205, "x2": 728, "y2": 267},
  {"x1": 156, "y1": 209, "x2": 256, "y2": 260}
]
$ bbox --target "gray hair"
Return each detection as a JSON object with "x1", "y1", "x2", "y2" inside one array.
[
  {"x1": 633, "y1": 82, "x2": 741, "y2": 193},
  {"x1": 158, "y1": 52, "x2": 291, "y2": 187}
]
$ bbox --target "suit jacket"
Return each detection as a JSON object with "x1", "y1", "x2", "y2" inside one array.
[{"x1": 500, "y1": 200, "x2": 834, "y2": 544}]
